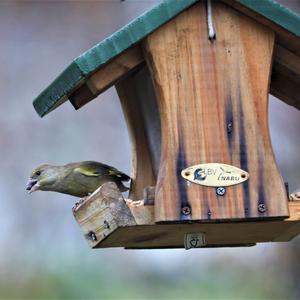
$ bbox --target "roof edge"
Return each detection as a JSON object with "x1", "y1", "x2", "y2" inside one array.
[
  {"x1": 32, "y1": 0, "x2": 300, "y2": 117},
  {"x1": 237, "y1": 0, "x2": 300, "y2": 37},
  {"x1": 33, "y1": 0, "x2": 198, "y2": 117},
  {"x1": 33, "y1": 62, "x2": 84, "y2": 117}
]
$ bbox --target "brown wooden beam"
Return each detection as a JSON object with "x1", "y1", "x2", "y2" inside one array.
[
  {"x1": 115, "y1": 68, "x2": 157, "y2": 201},
  {"x1": 73, "y1": 182, "x2": 300, "y2": 249},
  {"x1": 69, "y1": 45, "x2": 145, "y2": 109},
  {"x1": 222, "y1": 0, "x2": 300, "y2": 57},
  {"x1": 270, "y1": 45, "x2": 300, "y2": 110}
]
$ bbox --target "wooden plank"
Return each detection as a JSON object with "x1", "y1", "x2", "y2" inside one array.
[
  {"x1": 125, "y1": 199, "x2": 155, "y2": 225},
  {"x1": 97, "y1": 201, "x2": 300, "y2": 249},
  {"x1": 143, "y1": 186, "x2": 156, "y2": 206},
  {"x1": 222, "y1": 0, "x2": 300, "y2": 57},
  {"x1": 69, "y1": 46, "x2": 144, "y2": 109},
  {"x1": 74, "y1": 182, "x2": 300, "y2": 249},
  {"x1": 270, "y1": 45, "x2": 300, "y2": 110},
  {"x1": 143, "y1": 1, "x2": 288, "y2": 222},
  {"x1": 115, "y1": 67, "x2": 157, "y2": 200},
  {"x1": 68, "y1": 82, "x2": 95, "y2": 110},
  {"x1": 274, "y1": 201, "x2": 300, "y2": 241},
  {"x1": 274, "y1": 45, "x2": 300, "y2": 80},
  {"x1": 130, "y1": 67, "x2": 161, "y2": 177},
  {"x1": 96, "y1": 202, "x2": 300, "y2": 249},
  {"x1": 270, "y1": 70, "x2": 300, "y2": 111},
  {"x1": 74, "y1": 182, "x2": 136, "y2": 248},
  {"x1": 99, "y1": 220, "x2": 298, "y2": 249},
  {"x1": 219, "y1": 1, "x2": 300, "y2": 110}
]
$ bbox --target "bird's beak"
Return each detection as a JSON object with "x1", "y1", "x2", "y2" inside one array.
[{"x1": 26, "y1": 179, "x2": 40, "y2": 193}]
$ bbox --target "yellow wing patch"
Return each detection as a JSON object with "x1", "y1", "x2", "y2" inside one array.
[
  {"x1": 108, "y1": 170, "x2": 122, "y2": 177},
  {"x1": 74, "y1": 167, "x2": 100, "y2": 177}
]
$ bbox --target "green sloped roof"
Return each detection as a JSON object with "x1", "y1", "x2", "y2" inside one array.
[
  {"x1": 33, "y1": 0, "x2": 198, "y2": 117},
  {"x1": 33, "y1": 0, "x2": 300, "y2": 117},
  {"x1": 237, "y1": 0, "x2": 300, "y2": 35}
]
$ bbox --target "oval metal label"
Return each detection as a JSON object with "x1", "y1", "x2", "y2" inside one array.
[{"x1": 181, "y1": 163, "x2": 249, "y2": 187}]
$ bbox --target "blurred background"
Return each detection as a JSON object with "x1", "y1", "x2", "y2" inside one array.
[{"x1": 0, "y1": 0, "x2": 300, "y2": 299}]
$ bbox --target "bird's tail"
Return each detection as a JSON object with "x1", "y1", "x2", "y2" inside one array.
[
  {"x1": 109, "y1": 169, "x2": 131, "y2": 182},
  {"x1": 119, "y1": 173, "x2": 131, "y2": 182},
  {"x1": 118, "y1": 181, "x2": 130, "y2": 192},
  {"x1": 110, "y1": 169, "x2": 131, "y2": 192}
]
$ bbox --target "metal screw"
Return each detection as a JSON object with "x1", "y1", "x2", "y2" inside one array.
[
  {"x1": 207, "y1": 210, "x2": 212, "y2": 219},
  {"x1": 216, "y1": 187, "x2": 226, "y2": 196},
  {"x1": 182, "y1": 206, "x2": 191, "y2": 215},
  {"x1": 87, "y1": 231, "x2": 97, "y2": 241},
  {"x1": 227, "y1": 122, "x2": 233, "y2": 134},
  {"x1": 258, "y1": 203, "x2": 266, "y2": 213},
  {"x1": 104, "y1": 220, "x2": 110, "y2": 229}
]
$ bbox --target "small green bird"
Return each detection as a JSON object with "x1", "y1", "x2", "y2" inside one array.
[{"x1": 26, "y1": 161, "x2": 130, "y2": 197}]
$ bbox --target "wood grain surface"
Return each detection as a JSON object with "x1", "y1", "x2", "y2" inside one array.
[
  {"x1": 70, "y1": 45, "x2": 144, "y2": 109},
  {"x1": 116, "y1": 67, "x2": 157, "y2": 200},
  {"x1": 74, "y1": 182, "x2": 300, "y2": 249},
  {"x1": 74, "y1": 182, "x2": 136, "y2": 248},
  {"x1": 143, "y1": 1, "x2": 289, "y2": 222},
  {"x1": 271, "y1": 45, "x2": 300, "y2": 110}
]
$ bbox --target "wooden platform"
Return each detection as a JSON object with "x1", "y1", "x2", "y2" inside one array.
[{"x1": 74, "y1": 183, "x2": 300, "y2": 249}]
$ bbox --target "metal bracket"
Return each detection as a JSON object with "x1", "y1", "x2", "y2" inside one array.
[{"x1": 184, "y1": 232, "x2": 206, "y2": 249}]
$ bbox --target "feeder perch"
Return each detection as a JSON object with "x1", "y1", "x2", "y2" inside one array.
[{"x1": 33, "y1": 0, "x2": 300, "y2": 249}]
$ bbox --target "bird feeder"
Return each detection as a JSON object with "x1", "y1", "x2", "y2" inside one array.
[{"x1": 33, "y1": 0, "x2": 300, "y2": 249}]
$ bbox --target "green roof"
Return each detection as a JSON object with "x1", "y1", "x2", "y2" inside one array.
[
  {"x1": 33, "y1": 0, "x2": 300, "y2": 117},
  {"x1": 237, "y1": 0, "x2": 300, "y2": 35},
  {"x1": 33, "y1": 0, "x2": 198, "y2": 117}
]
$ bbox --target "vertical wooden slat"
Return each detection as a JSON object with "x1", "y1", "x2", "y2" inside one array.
[
  {"x1": 143, "y1": 1, "x2": 289, "y2": 222},
  {"x1": 116, "y1": 66, "x2": 160, "y2": 200}
]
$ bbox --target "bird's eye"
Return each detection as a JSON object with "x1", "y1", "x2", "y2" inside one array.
[{"x1": 35, "y1": 171, "x2": 41, "y2": 176}]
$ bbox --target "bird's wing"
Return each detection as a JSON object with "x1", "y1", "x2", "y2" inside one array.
[
  {"x1": 74, "y1": 162, "x2": 130, "y2": 181},
  {"x1": 74, "y1": 166, "x2": 100, "y2": 177}
]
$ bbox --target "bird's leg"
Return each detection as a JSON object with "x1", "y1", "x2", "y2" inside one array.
[{"x1": 72, "y1": 193, "x2": 92, "y2": 214}]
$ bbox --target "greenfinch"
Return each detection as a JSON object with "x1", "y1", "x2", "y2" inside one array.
[{"x1": 26, "y1": 161, "x2": 130, "y2": 197}]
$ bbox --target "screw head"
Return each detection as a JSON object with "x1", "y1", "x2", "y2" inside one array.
[
  {"x1": 182, "y1": 206, "x2": 191, "y2": 215},
  {"x1": 227, "y1": 122, "x2": 233, "y2": 134},
  {"x1": 216, "y1": 187, "x2": 226, "y2": 196},
  {"x1": 104, "y1": 220, "x2": 110, "y2": 230},
  {"x1": 87, "y1": 231, "x2": 97, "y2": 241},
  {"x1": 258, "y1": 203, "x2": 266, "y2": 213}
]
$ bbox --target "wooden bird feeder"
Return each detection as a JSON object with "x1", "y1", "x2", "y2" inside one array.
[{"x1": 33, "y1": 0, "x2": 300, "y2": 249}]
